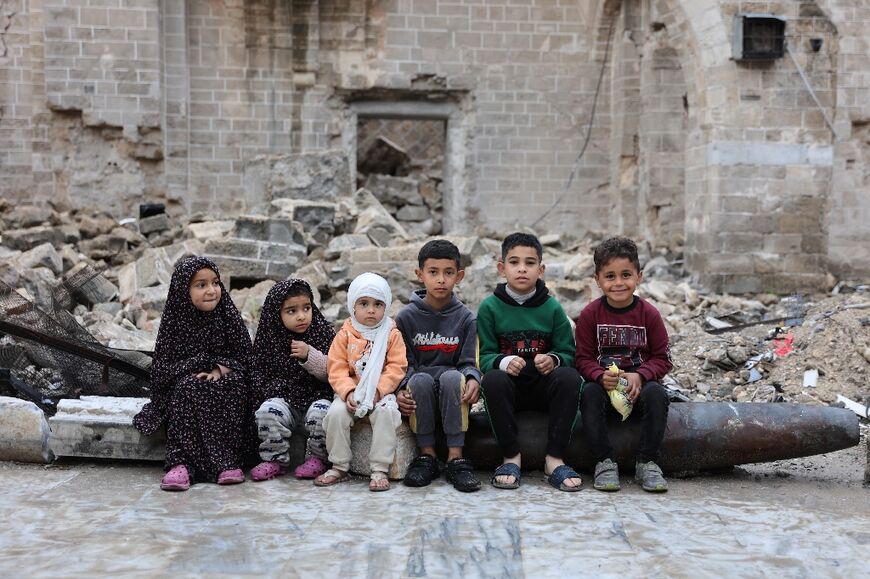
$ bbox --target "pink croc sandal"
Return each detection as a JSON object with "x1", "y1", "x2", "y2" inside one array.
[
  {"x1": 294, "y1": 456, "x2": 328, "y2": 479},
  {"x1": 250, "y1": 461, "x2": 288, "y2": 482},
  {"x1": 160, "y1": 464, "x2": 190, "y2": 491},
  {"x1": 217, "y1": 468, "x2": 245, "y2": 485}
]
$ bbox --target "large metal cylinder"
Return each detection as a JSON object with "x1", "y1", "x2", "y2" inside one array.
[{"x1": 457, "y1": 402, "x2": 859, "y2": 473}]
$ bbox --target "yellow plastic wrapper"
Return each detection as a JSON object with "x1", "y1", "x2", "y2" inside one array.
[{"x1": 607, "y1": 362, "x2": 633, "y2": 421}]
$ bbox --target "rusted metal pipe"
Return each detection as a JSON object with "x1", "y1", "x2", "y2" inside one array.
[{"x1": 457, "y1": 403, "x2": 859, "y2": 473}]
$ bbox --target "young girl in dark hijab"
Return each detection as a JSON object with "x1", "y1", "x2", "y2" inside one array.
[
  {"x1": 249, "y1": 279, "x2": 336, "y2": 481},
  {"x1": 134, "y1": 256, "x2": 253, "y2": 491}
]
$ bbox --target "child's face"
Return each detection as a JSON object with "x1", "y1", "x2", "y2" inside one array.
[
  {"x1": 280, "y1": 294, "x2": 313, "y2": 334},
  {"x1": 353, "y1": 296, "x2": 386, "y2": 327},
  {"x1": 595, "y1": 257, "x2": 642, "y2": 309},
  {"x1": 416, "y1": 258, "x2": 465, "y2": 305},
  {"x1": 498, "y1": 245, "x2": 544, "y2": 294},
  {"x1": 189, "y1": 268, "x2": 221, "y2": 312}
]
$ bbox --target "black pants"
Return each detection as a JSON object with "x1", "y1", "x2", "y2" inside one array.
[
  {"x1": 481, "y1": 367, "x2": 582, "y2": 459},
  {"x1": 580, "y1": 380, "x2": 669, "y2": 463}
]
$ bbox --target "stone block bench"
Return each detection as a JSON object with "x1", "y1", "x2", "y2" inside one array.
[{"x1": 48, "y1": 396, "x2": 416, "y2": 479}]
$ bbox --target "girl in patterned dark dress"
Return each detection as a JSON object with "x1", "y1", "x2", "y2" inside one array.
[
  {"x1": 249, "y1": 279, "x2": 336, "y2": 481},
  {"x1": 134, "y1": 256, "x2": 253, "y2": 491}
]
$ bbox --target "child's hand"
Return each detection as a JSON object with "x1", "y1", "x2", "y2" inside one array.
[
  {"x1": 397, "y1": 389, "x2": 416, "y2": 416},
  {"x1": 533, "y1": 354, "x2": 555, "y2": 375},
  {"x1": 462, "y1": 379, "x2": 480, "y2": 404},
  {"x1": 195, "y1": 368, "x2": 222, "y2": 381},
  {"x1": 600, "y1": 367, "x2": 621, "y2": 391},
  {"x1": 216, "y1": 364, "x2": 231, "y2": 376},
  {"x1": 624, "y1": 372, "x2": 643, "y2": 402},
  {"x1": 506, "y1": 357, "x2": 525, "y2": 376},
  {"x1": 345, "y1": 390, "x2": 358, "y2": 413},
  {"x1": 290, "y1": 340, "x2": 309, "y2": 361}
]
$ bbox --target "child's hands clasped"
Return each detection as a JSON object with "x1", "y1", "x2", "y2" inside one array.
[
  {"x1": 533, "y1": 354, "x2": 555, "y2": 375},
  {"x1": 505, "y1": 357, "x2": 526, "y2": 376},
  {"x1": 290, "y1": 339, "x2": 309, "y2": 361}
]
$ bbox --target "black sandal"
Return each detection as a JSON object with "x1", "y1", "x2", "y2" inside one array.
[{"x1": 491, "y1": 462, "x2": 521, "y2": 490}]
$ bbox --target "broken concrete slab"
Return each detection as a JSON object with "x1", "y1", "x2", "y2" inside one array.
[
  {"x1": 0, "y1": 396, "x2": 54, "y2": 463},
  {"x1": 243, "y1": 150, "x2": 352, "y2": 211},
  {"x1": 353, "y1": 188, "x2": 408, "y2": 247},
  {"x1": 2, "y1": 226, "x2": 65, "y2": 251},
  {"x1": 117, "y1": 240, "x2": 204, "y2": 303},
  {"x1": 49, "y1": 396, "x2": 165, "y2": 461},
  {"x1": 234, "y1": 215, "x2": 306, "y2": 246}
]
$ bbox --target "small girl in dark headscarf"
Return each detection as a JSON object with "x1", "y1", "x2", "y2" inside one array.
[
  {"x1": 133, "y1": 256, "x2": 253, "y2": 491},
  {"x1": 249, "y1": 279, "x2": 336, "y2": 481}
]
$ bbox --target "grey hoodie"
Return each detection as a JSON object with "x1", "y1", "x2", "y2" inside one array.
[{"x1": 394, "y1": 289, "x2": 482, "y2": 386}]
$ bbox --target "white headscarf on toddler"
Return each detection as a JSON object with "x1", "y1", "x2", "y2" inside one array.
[{"x1": 347, "y1": 272, "x2": 393, "y2": 418}]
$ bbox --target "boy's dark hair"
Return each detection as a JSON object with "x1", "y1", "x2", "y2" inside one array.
[
  {"x1": 501, "y1": 232, "x2": 543, "y2": 261},
  {"x1": 593, "y1": 236, "x2": 641, "y2": 274},
  {"x1": 418, "y1": 239, "x2": 461, "y2": 269}
]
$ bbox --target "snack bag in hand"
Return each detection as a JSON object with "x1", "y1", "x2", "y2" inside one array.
[{"x1": 607, "y1": 362, "x2": 633, "y2": 421}]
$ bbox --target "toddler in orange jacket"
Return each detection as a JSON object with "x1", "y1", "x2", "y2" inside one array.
[{"x1": 314, "y1": 272, "x2": 407, "y2": 491}]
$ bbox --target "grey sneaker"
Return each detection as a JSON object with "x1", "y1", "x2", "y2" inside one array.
[
  {"x1": 635, "y1": 461, "x2": 668, "y2": 492},
  {"x1": 593, "y1": 459, "x2": 620, "y2": 492}
]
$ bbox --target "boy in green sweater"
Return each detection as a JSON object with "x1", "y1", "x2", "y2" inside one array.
[{"x1": 478, "y1": 232, "x2": 583, "y2": 491}]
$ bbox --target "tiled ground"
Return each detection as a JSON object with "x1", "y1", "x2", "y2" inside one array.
[{"x1": 1, "y1": 458, "x2": 868, "y2": 578}]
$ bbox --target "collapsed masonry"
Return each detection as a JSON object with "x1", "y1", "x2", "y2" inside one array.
[{"x1": 0, "y1": 150, "x2": 868, "y2": 417}]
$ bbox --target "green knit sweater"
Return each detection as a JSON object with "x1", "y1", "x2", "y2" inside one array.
[{"x1": 477, "y1": 281, "x2": 576, "y2": 373}]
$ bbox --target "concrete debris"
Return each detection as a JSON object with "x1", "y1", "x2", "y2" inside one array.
[{"x1": 0, "y1": 151, "x2": 867, "y2": 419}]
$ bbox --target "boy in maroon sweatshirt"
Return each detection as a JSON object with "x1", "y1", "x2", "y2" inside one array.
[{"x1": 574, "y1": 237, "x2": 671, "y2": 493}]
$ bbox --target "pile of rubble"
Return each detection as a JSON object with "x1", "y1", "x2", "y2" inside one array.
[{"x1": 0, "y1": 152, "x2": 867, "y2": 414}]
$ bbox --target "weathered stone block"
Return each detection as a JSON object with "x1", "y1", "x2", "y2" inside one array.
[
  {"x1": 188, "y1": 220, "x2": 235, "y2": 240},
  {"x1": 209, "y1": 256, "x2": 270, "y2": 280},
  {"x1": 325, "y1": 234, "x2": 373, "y2": 259},
  {"x1": 49, "y1": 396, "x2": 165, "y2": 461},
  {"x1": 234, "y1": 215, "x2": 305, "y2": 246},
  {"x1": 396, "y1": 205, "x2": 431, "y2": 222},
  {"x1": 138, "y1": 213, "x2": 171, "y2": 235},
  {"x1": 2, "y1": 226, "x2": 64, "y2": 251},
  {"x1": 205, "y1": 238, "x2": 262, "y2": 259},
  {"x1": 16, "y1": 243, "x2": 63, "y2": 275},
  {"x1": 243, "y1": 150, "x2": 352, "y2": 211},
  {"x1": 365, "y1": 174, "x2": 424, "y2": 206},
  {"x1": 349, "y1": 418, "x2": 416, "y2": 479},
  {"x1": 0, "y1": 396, "x2": 54, "y2": 463}
]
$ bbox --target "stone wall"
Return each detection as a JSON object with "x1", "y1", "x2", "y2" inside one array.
[{"x1": 1, "y1": 0, "x2": 868, "y2": 290}]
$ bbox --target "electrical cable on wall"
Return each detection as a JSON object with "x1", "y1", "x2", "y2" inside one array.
[{"x1": 532, "y1": 15, "x2": 617, "y2": 227}]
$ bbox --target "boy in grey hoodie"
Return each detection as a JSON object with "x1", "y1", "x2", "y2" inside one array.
[{"x1": 396, "y1": 240, "x2": 483, "y2": 492}]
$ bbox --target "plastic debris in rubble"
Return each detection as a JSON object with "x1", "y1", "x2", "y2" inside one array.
[
  {"x1": 606, "y1": 362, "x2": 633, "y2": 421},
  {"x1": 772, "y1": 333, "x2": 794, "y2": 357}
]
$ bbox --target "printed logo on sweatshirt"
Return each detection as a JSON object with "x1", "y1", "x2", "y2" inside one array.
[
  {"x1": 413, "y1": 332, "x2": 459, "y2": 353},
  {"x1": 596, "y1": 324, "x2": 647, "y2": 369},
  {"x1": 498, "y1": 331, "x2": 550, "y2": 357}
]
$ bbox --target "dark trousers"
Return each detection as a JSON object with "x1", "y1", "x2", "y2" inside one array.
[
  {"x1": 580, "y1": 380, "x2": 669, "y2": 463},
  {"x1": 481, "y1": 367, "x2": 582, "y2": 459}
]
